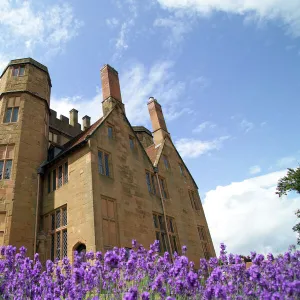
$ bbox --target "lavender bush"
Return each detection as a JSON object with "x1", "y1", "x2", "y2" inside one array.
[{"x1": 0, "y1": 241, "x2": 299, "y2": 299}]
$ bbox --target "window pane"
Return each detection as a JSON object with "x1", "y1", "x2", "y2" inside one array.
[
  {"x1": 58, "y1": 166, "x2": 63, "y2": 187},
  {"x1": 19, "y1": 66, "x2": 25, "y2": 76},
  {"x1": 48, "y1": 173, "x2": 51, "y2": 193},
  {"x1": 52, "y1": 169, "x2": 56, "y2": 191},
  {"x1": 56, "y1": 232, "x2": 61, "y2": 260},
  {"x1": 4, "y1": 160, "x2": 12, "y2": 179},
  {"x1": 62, "y1": 230, "x2": 67, "y2": 258},
  {"x1": 0, "y1": 161, "x2": 3, "y2": 180},
  {"x1": 56, "y1": 210, "x2": 61, "y2": 229},
  {"x1": 53, "y1": 134, "x2": 58, "y2": 143},
  {"x1": 146, "y1": 172, "x2": 152, "y2": 193},
  {"x1": 108, "y1": 126, "x2": 113, "y2": 138},
  {"x1": 12, "y1": 67, "x2": 18, "y2": 77},
  {"x1": 129, "y1": 137, "x2": 134, "y2": 149},
  {"x1": 163, "y1": 156, "x2": 169, "y2": 169},
  {"x1": 11, "y1": 107, "x2": 19, "y2": 122},
  {"x1": 51, "y1": 214, "x2": 55, "y2": 231},
  {"x1": 161, "y1": 233, "x2": 168, "y2": 253},
  {"x1": 98, "y1": 151, "x2": 104, "y2": 174},
  {"x1": 160, "y1": 178, "x2": 167, "y2": 198},
  {"x1": 62, "y1": 208, "x2": 67, "y2": 226},
  {"x1": 151, "y1": 175, "x2": 156, "y2": 195},
  {"x1": 64, "y1": 162, "x2": 68, "y2": 183},
  {"x1": 172, "y1": 236, "x2": 178, "y2": 254},
  {"x1": 158, "y1": 215, "x2": 165, "y2": 231},
  {"x1": 4, "y1": 108, "x2": 12, "y2": 123},
  {"x1": 153, "y1": 214, "x2": 158, "y2": 228},
  {"x1": 168, "y1": 218, "x2": 174, "y2": 233},
  {"x1": 51, "y1": 234, "x2": 54, "y2": 261},
  {"x1": 104, "y1": 153, "x2": 110, "y2": 176}
]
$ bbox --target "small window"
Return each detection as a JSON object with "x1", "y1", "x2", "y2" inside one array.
[
  {"x1": 108, "y1": 126, "x2": 113, "y2": 139},
  {"x1": 129, "y1": 136, "x2": 134, "y2": 150},
  {"x1": 0, "y1": 145, "x2": 14, "y2": 180},
  {"x1": 179, "y1": 163, "x2": 185, "y2": 176},
  {"x1": 189, "y1": 190, "x2": 200, "y2": 210},
  {"x1": 12, "y1": 65, "x2": 25, "y2": 77},
  {"x1": 4, "y1": 97, "x2": 20, "y2": 123},
  {"x1": 98, "y1": 150, "x2": 111, "y2": 177},
  {"x1": 162, "y1": 155, "x2": 170, "y2": 170},
  {"x1": 64, "y1": 162, "x2": 68, "y2": 184}
]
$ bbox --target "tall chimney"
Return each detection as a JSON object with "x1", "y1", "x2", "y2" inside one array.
[
  {"x1": 101, "y1": 64, "x2": 124, "y2": 115},
  {"x1": 147, "y1": 97, "x2": 169, "y2": 145},
  {"x1": 82, "y1": 115, "x2": 91, "y2": 131},
  {"x1": 69, "y1": 108, "x2": 78, "y2": 126}
]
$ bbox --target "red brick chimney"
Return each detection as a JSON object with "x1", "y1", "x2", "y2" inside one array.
[
  {"x1": 101, "y1": 64, "x2": 124, "y2": 115},
  {"x1": 147, "y1": 97, "x2": 169, "y2": 145}
]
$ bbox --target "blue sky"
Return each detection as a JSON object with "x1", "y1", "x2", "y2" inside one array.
[{"x1": 1, "y1": 0, "x2": 300, "y2": 255}]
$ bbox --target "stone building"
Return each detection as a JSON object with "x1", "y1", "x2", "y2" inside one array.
[{"x1": 0, "y1": 58, "x2": 215, "y2": 263}]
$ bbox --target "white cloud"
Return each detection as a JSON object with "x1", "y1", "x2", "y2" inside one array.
[
  {"x1": 276, "y1": 156, "x2": 299, "y2": 169},
  {"x1": 0, "y1": 0, "x2": 83, "y2": 57},
  {"x1": 106, "y1": 18, "x2": 119, "y2": 28},
  {"x1": 156, "y1": 0, "x2": 300, "y2": 37},
  {"x1": 204, "y1": 170, "x2": 300, "y2": 255},
  {"x1": 193, "y1": 121, "x2": 216, "y2": 133},
  {"x1": 249, "y1": 165, "x2": 261, "y2": 175},
  {"x1": 120, "y1": 61, "x2": 192, "y2": 124},
  {"x1": 154, "y1": 16, "x2": 192, "y2": 46},
  {"x1": 0, "y1": 1, "x2": 82, "y2": 63},
  {"x1": 175, "y1": 136, "x2": 230, "y2": 158},
  {"x1": 51, "y1": 60, "x2": 195, "y2": 126},
  {"x1": 240, "y1": 119, "x2": 254, "y2": 133},
  {"x1": 50, "y1": 91, "x2": 102, "y2": 126}
]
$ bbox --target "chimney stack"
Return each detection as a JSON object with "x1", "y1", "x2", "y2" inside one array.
[
  {"x1": 147, "y1": 97, "x2": 169, "y2": 145},
  {"x1": 101, "y1": 64, "x2": 124, "y2": 115},
  {"x1": 69, "y1": 108, "x2": 78, "y2": 127},
  {"x1": 82, "y1": 115, "x2": 91, "y2": 131}
]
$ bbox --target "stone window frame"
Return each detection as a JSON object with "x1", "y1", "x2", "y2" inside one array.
[
  {"x1": 98, "y1": 149, "x2": 112, "y2": 178},
  {"x1": 162, "y1": 155, "x2": 170, "y2": 170},
  {"x1": 153, "y1": 212, "x2": 180, "y2": 254},
  {"x1": 145, "y1": 170, "x2": 158, "y2": 196},
  {"x1": 47, "y1": 161, "x2": 69, "y2": 193},
  {"x1": 47, "y1": 206, "x2": 67, "y2": 261},
  {"x1": 178, "y1": 163, "x2": 185, "y2": 177},
  {"x1": 197, "y1": 225, "x2": 210, "y2": 260},
  {"x1": 107, "y1": 123, "x2": 114, "y2": 140},
  {"x1": 12, "y1": 65, "x2": 25, "y2": 77},
  {"x1": 129, "y1": 135, "x2": 135, "y2": 150},
  {"x1": 102, "y1": 196, "x2": 119, "y2": 251},
  {"x1": 0, "y1": 144, "x2": 14, "y2": 180},
  {"x1": 188, "y1": 190, "x2": 201, "y2": 211},
  {"x1": 3, "y1": 97, "x2": 20, "y2": 124}
]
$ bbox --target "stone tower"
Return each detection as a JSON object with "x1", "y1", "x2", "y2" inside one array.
[{"x1": 0, "y1": 58, "x2": 51, "y2": 256}]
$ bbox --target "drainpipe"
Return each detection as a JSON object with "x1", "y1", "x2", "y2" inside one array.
[
  {"x1": 154, "y1": 167, "x2": 173, "y2": 260},
  {"x1": 34, "y1": 169, "x2": 43, "y2": 254}
]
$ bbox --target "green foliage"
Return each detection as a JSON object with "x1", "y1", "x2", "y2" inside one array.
[
  {"x1": 276, "y1": 167, "x2": 300, "y2": 197},
  {"x1": 276, "y1": 167, "x2": 300, "y2": 245}
]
